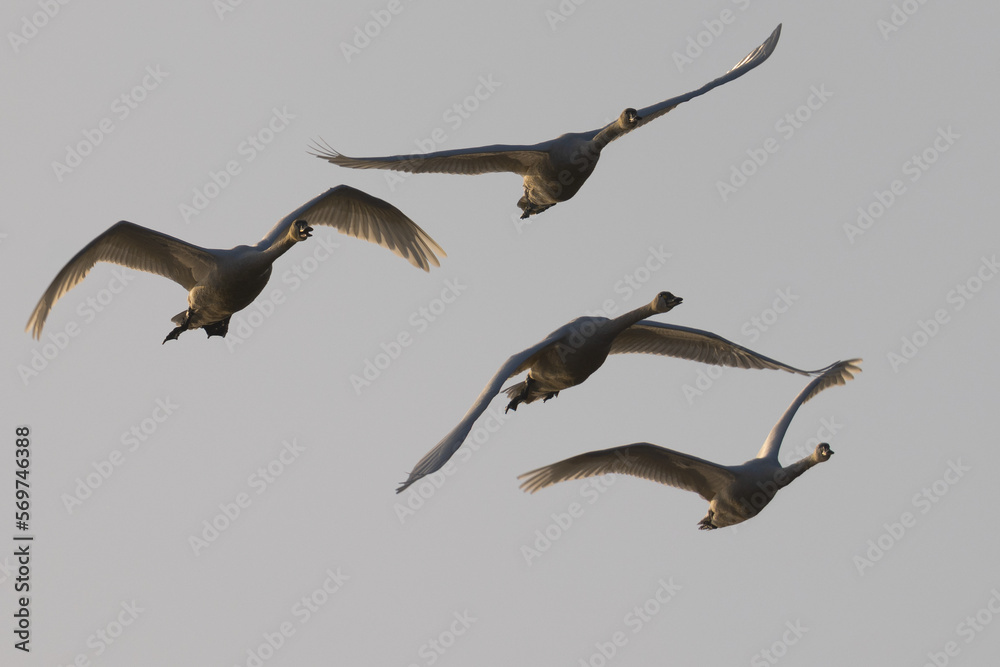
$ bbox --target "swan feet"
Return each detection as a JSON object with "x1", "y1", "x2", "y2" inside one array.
[
  {"x1": 517, "y1": 196, "x2": 555, "y2": 219},
  {"x1": 203, "y1": 317, "x2": 231, "y2": 339},
  {"x1": 505, "y1": 377, "x2": 555, "y2": 413},
  {"x1": 505, "y1": 389, "x2": 558, "y2": 412},
  {"x1": 504, "y1": 378, "x2": 533, "y2": 413},
  {"x1": 163, "y1": 309, "x2": 194, "y2": 344}
]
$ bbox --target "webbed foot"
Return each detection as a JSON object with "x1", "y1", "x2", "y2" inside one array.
[
  {"x1": 164, "y1": 309, "x2": 193, "y2": 344},
  {"x1": 203, "y1": 317, "x2": 231, "y2": 339},
  {"x1": 163, "y1": 326, "x2": 185, "y2": 344}
]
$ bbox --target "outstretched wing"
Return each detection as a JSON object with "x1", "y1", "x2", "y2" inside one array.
[
  {"x1": 610, "y1": 320, "x2": 832, "y2": 375},
  {"x1": 396, "y1": 318, "x2": 602, "y2": 493},
  {"x1": 310, "y1": 138, "x2": 552, "y2": 176},
  {"x1": 585, "y1": 23, "x2": 781, "y2": 143},
  {"x1": 756, "y1": 358, "x2": 862, "y2": 460},
  {"x1": 26, "y1": 221, "x2": 217, "y2": 339},
  {"x1": 519, "y1": 443, "x2": 737, "y2": 502},
  {"x1": 260, "y1": 185, "x2": 446, "y2": 271}
]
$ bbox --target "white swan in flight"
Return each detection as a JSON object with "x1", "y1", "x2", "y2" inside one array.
[
  {"x1": 519, "y1": 359, "x2": 862, "y2": 530},
  {"x1": 313, "y1": 24, "x2": 781, "y2": 218},
  {"x1": 26, "y1": 186, "x2": 445, "y2": 343},
  {"x1": 396, "y1": 289, "x2": 839, "y2": 493}
]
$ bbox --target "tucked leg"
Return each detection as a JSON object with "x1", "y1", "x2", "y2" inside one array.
[
  {"x1": 505, "y1": 377, "x2": 536, "y2": 413},
  {"x1": 203, "y1": 316, "x2": 231, "y2": 339},
  {"x1": 163, "y1": 310, "x2": 193, "y2": 344}
]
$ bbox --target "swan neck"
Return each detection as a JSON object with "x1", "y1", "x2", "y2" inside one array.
[
  {"x1": 261, "y1": 236, "x2": 298, "y2": 260},
  {"x1": 615, "y1": 302, "x2": 657, "y2": 329},
  {"x1": 592, "y1": 122, "x2": 626, "y2": 149},
  {"x1": 777, "y1": 454, "x2": 821, "y2": 488}
]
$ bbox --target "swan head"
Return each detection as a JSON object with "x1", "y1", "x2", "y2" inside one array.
[
  {"x1": 651, "y1": 291, "x2": 683, "y2": 313},
  {"x1": 815, "y1": 443, "x2": 834, "y2": 462},
  {"x1": 291, "y1": 219, "x2": 314, "y2": 242},
  {"x1": 621, "y1": 108, "x2": 640, "y2": 127}
]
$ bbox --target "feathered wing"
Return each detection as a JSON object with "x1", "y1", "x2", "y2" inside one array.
[
  {"x1": 261, "y1": 186, "x2": 445, "y2": 271},
  {"x1": 755, "y1": 358, "x2": 862, "y2": 461},
  {"x1": 519, "y1": 443, "x2": 737, "y2": 501},
  {"x1": 310, "y1": 139, "x2": 553, "y2": 176},
  {"x1": 588, "y1": 23, "x2": 782, "y2": 143},
  {"x1": 396, "y1": 320, "x2": 587, "y2": 493},
  {"x1": 26, "y1": 221, "x2": 218, "y2": 339},
  {"x1": 609, "y1": 321, "x2": 833, "y2": 375}
]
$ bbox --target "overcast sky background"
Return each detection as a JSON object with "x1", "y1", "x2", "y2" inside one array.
[{"x1": 3, "y1": 1, "x2": 999, "y2": 665}]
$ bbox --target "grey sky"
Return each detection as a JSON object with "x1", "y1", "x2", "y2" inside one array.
[{"x1": 3, "y1": 1, "x2": 999, "y2": 665}]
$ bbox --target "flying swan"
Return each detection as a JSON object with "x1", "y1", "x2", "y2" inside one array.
[
  {"x1": 396, "y1": 290, "x2": 840, "y2": 493},
  {"x1": 313, "y1": 25, "x2": 781, "y2": 218},
  {"x1": 26, "y1": 186, "x2": 445, "y2": 342},
  {"x1": 519, "y1": 359, "x2": 862, "y2": 530}
]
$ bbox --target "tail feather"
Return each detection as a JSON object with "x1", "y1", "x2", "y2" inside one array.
[{"x1": 503, "y1": 380, "x2": 528, "y2": 402}]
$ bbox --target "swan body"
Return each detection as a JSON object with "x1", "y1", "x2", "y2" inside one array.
[
  {"x1": 397, "y1": 289, "x2": 838, "y2": 493},
  {"x1": 519, "y1": 359, "x2": 862, "y2": 530},
  {"x1": 313, "y1": 24, "x2": 781, "y2": 218},
  {"x1": 26, "y1": 186, "x2": 445, "y2": 342}
]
